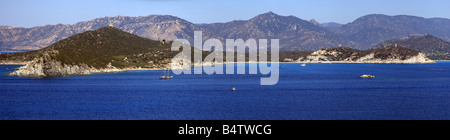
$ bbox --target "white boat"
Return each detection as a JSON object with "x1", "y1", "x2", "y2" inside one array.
[
  {"x1": 160, "y1": 67, "x2": 173, "y2": 80},
  {"x1": 301, "y1": 64, "x2": 306, "y2": 67},
  {"x1": 360, "y1": 75, "x2": 375, "y2": 78},
  {"x1": 160, "y1": 76, "x2": 173, "y2": 80}
]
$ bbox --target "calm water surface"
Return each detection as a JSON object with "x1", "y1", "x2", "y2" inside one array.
[{"x1": 0, "y1": 62, "x2": 449, "y2": 120}]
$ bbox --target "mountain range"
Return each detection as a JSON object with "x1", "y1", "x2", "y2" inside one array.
[
  {"x1": 1, "y1": 12, "x2": 450, "y2": 52},
  {"x1": 1, "y1": 27, "x2": 434, "y2": 77},
  {"x1": 372, "y1": 34, "x2": 450, "y2": 60},
  {"x1": 326, "y1": 14, "x2": 450, "y2": 49}
]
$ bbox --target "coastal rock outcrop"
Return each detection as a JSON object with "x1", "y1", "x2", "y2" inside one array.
[
  {"x1": 9, "y1": 51, "x2": 121, "y2": 77},
  {"x1": 298, "y1": 46, "x2": 435, "y2": 64}
]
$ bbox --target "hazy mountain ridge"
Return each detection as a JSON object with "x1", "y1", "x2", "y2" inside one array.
[
  {"x1": 372, "y1": 34, "x2": 450, "y2": 60},
  {"x1": 0, "y1": 24, "x2": 75, "y2": 51},
  {"x1": 198, "y1": 12, "x2": 356, "y2": 50},
  {"x1": 326, "y1": 14, "x2": 450, "y2": 49},
  {"x1": 0, "y1": 15, "x2": 216, "y2": 51},
  {"x1": 1, "y1": 12, "x2": 450, "y2": 53},
  {"x1": 0, "y1": 12, "x2": 361, "y2": 52}
]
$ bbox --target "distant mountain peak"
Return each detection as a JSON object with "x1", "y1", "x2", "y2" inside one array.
[
  {"x1": 2, "y1": 12, "x2": 450, "y2": 55},
  {"x1": 309, "y1": 19, "x2": 320, "y2": 25},
  {"x1": 254, "y1": 11, "x2": 282, "y2": 19},
  {"x1": 353, "y1": 14, "x2": 426, "y2": 23},
  {"x1": 266, "y1": 11, "x2": 277, "y2": 15},
  {"x1": 357, "y1": 14, "x2": 390, "y2": 19}
]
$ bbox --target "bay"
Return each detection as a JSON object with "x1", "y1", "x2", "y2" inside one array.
[{"x1": 0, "y1": 62, "x2": 449, "y2": 120}]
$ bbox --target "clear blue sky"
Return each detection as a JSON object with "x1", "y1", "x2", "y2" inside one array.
[{"x1": 1, "y1": 0, "x2": 449, "y2": 27}]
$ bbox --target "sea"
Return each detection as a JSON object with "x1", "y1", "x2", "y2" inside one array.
[{"x1": 0, "y1": 62, "x2": 450, "y2": 120}]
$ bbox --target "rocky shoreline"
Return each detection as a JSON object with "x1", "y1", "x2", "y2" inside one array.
[
  {"x1": 4, "y1": 60, "x2": 437, "y2": 78},
  {"x1": 296, "y1": 46, "x2": 435, "y2": 64},
  {"x1": 298, "y1": 53, "x2": 435, "y2": 64},
  {"x1": 4, "y1": 52, "x2": 221, "y2": 77},
  {"x1": 0, "y1": 61, "x2": 27, "y2": 65},
  {"x1": 7, "y1": 52, "x2": 123, "y2": 77},
  {"x1": 2, "y1": 46, "x2": 436, "y2": 78}
]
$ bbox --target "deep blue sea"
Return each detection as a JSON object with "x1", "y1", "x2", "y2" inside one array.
[
  {"x1": 1, "y1": 62, "x2": 450, "y2": 120},
  {"x1": 0, "y1": 52, "x2": 15, "y2": 54}
]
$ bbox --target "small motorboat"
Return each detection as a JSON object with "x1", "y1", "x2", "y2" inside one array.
[
  {"x1": 301, "y1": 64, "x2": 306, "y2": 67},
  {"x1": 360, "y1": 75, "x2": 375, "y2": 78}
]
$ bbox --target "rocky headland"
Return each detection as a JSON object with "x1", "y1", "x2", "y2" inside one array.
[
  {"x1": 1, "y1": 27, "x2": 185, "y2": 77},
  {"x1": 296, "y1": 46, "x2": 435, "y2": 64}
]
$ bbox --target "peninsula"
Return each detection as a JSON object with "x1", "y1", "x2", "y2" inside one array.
[{"x1": 0, "y1": 27, "x2": 191, "y2": 77}]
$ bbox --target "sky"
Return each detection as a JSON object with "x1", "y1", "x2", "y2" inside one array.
[{"x1": 1, "y1": 0, "x2": 449, "y2": 28}]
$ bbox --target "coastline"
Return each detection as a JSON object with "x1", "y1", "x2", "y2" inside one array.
[
  {"x1": 125, "y1": 60, "x2": 441, "y2": 72},
  {"x1": 1, "y1": 59, "x2": 443, "y2": 66},
  {"x1": 2, "y1": 59, "x2": 443, "y2": 78},
  {"x1": 0, "y1": 62, "x2": 27, "y2": 65},
  {"x1": 294, "y1": 61, "x2": 436, "y2": 64},
  {"x1": 1, "y1": 60, "x2": 441, "y2": 70}
]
